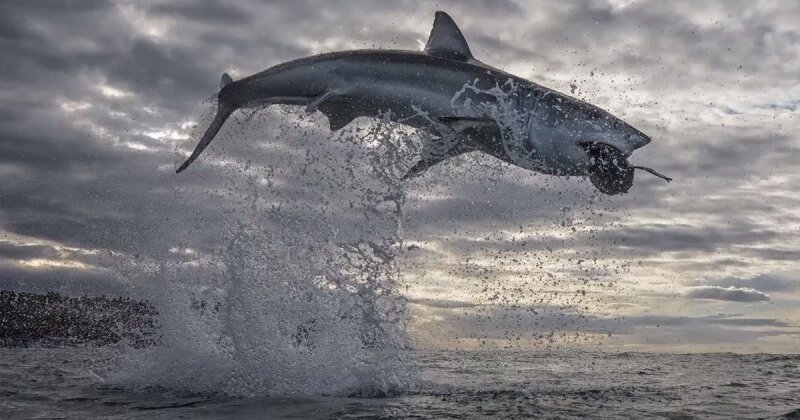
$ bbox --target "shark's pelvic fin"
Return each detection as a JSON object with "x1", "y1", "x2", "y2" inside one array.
[
  {"x1": 220, "y1": 73, "x2": 233, "y2": 89},
  {"x1": 403, "y1": 143, "x2": 468, "y2": 179},
  {"x1": 424, "y1": 11, "x2": 473, "y2": 61},
  {"x1": 311, "y1": 91, "x2": 361, "y2": 131},
  {"x1": 322, "y1": 109, "x2": 357, "y2": 131}
]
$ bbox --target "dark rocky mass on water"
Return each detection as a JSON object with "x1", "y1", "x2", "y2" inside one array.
[
  {"x1": 0, "y1": 290, "x2": 158, "y2": 347},
  {"x1": 0, "y1": 291, "x2": 362, "y2": 350}
]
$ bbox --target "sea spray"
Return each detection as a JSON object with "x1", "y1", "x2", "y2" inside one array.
[{"x1": 110, "y1": 107, "x2": 416, "y2": 396}]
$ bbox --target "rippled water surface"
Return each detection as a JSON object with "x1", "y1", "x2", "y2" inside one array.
[{"x1": 2, "y1": 347, "x2": 799, "y2": 419}]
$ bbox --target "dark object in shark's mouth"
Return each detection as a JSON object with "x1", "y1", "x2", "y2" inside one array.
[{"x1": 585, "y1": 143, "x2": 671, "y2": 195}]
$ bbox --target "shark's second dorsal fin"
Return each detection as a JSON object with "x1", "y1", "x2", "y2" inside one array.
[{"x1": 424, "y1": 11, "x2": 473, "y2": 61}]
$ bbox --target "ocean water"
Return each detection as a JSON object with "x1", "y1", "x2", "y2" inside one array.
[{"x1": 1, "y1": 346, "x2": 798, "y2": 419}]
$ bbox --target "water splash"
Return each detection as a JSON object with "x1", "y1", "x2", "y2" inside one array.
[{"x1": 111, "y1": 108, "x2": 417, "y2": 397}]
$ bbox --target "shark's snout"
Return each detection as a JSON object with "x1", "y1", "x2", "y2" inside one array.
[
  {"x1": 627, "y1": 127, "x2": 651, "y2": 150},
  {"x1": 606, "y1": 125, "x2": 650, "y2": 157}
]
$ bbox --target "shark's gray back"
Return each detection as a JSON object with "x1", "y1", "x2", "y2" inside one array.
[{"x1": 227, "y1": 49, "x2": 536, "y2": 125}]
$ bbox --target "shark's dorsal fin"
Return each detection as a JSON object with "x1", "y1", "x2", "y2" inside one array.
[
  {"x1": 424, "y1": 11, "x2": 473, "y2": 61},
  {"x1": 220, "y1": 73, "x2": 233, "y2": 89}
]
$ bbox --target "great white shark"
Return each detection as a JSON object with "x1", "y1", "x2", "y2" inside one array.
[{"x1": 177, "y1": 11, "x2": 670, "y2": 194}]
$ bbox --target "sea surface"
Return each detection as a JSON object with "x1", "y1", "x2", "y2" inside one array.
[{"x1": 1, "y1": 347, "x2": 798, "y2": 419}]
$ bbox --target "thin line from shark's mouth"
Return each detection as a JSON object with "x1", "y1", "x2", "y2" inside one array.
[
  {"x1": 582, "y1": 141, "x2": 672, "y2": 182},
  {"x1": 581, "y1": 141, "x2": 671, "y2": 195}
]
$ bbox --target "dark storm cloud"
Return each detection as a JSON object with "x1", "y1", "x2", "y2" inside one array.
[
  {"x1": 425, "y1": 218, "x2": 783, "y2": 257},
  {"x1": 424, "y1": 304, "x2": 623, "y2": 337},
  {"x1": 683, "y1": 286, "x2": 771, "y2": 302},
  {"x1": 626, "y1": 314, "x2": 793, "y2": 329},
  {"x1": 420, "y1": 305, "x2": 796, "y2": 342},
  {"x1": 596, "y1": 223, "x2": 781, "y2": 254},
  {"x1": 523, "y1": 1, "x2": 800, "y2": 86},
  {"x1": 740, "y1": 248, "x2": 800, "y2": 262},
  {"x1": 151, "y1": 1, "x2": 250, "y2": 24},
  {"x1": 0, "y1": 106, "x2": 240, "y2": 260}
]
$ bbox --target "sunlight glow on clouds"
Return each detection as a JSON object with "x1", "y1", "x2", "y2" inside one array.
[
  {"x1": 684, "y1": 286, "x2": 771, "y2": 302},
  {"x1": 60, "y1": 101, "x2": 92, "y2": 113},
  {"x1": 118, "y1": 4, "x2": 170, "y2": 40},
  {"x1": 98, "y1": 84, "x2": 135, "y2": 99},
  {"x1": 17, "y1": 259, "x2": 91, "y2": 270}
]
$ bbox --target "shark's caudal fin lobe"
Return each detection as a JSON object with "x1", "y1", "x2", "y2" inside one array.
[
  {"x1": 220, "y1": 73, "x2": 233, "y2": 89},
  {"x1": 176, "y1": 73, "x2": 236, "y2": 173},
  {"x1": 425, "y1": 11, "x2": 473, "y2": 60},
  {"x1": 176, "y1": 105, "x2": 234, "y2": 173}
]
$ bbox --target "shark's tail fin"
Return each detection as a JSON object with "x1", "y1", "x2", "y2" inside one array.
[{"x1": 176, "y1": 74, "x2": 235, "y2": 173}]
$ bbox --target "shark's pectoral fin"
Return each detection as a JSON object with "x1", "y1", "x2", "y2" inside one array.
[
  {"x1": 402, "y1": 120, "x2": 478, "y2": 180},
  {"x1": 402, "y1": 144, "x2": 468, "y2": 180},
  {"x1": 438, "y1": 117, "x2": 507, "y2": 157},
  {"x1": 402, "y1": 117, "x2": 507, "y2": 180}
]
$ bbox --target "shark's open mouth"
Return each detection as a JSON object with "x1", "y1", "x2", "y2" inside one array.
[
  {"x1": 583, "y1": 142, "x2": 635, "y2": 195},
  {"x1": 582, "y1": 142, "x2": 672, "y2": 195}
]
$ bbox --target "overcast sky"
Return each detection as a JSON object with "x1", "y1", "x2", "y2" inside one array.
[{"x1": 0, "y1": 0, "x2": 798, "y2": 353}]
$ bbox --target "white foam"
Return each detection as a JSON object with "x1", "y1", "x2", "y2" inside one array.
[{"x1": 110, "y1": 109, "x2": 418, "y2": 397}]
